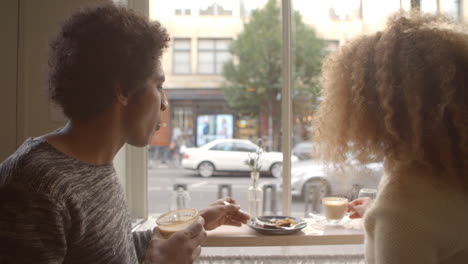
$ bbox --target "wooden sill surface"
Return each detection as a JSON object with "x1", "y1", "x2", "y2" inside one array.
[
  {"x1": 138, "y1": 217, "x2": 364, "y2": 247},
  {"x1": 204, "y1": 218, "x2": 363, "y2": 247}
]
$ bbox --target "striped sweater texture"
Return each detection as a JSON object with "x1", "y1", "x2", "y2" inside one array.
[{"x1": 0, "y1": 138, "x2": 152, "y2": 264}]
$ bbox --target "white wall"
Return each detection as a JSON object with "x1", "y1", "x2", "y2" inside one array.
[
  {"x1": 16, "y1": 0, "x2": 104, "y2": 143},
  {"x1": 0, "y1": 0, "x2": 19, "y2": 161},
  {"x1": 0, "y1": 0, "x2": 128, "y2": 190}
]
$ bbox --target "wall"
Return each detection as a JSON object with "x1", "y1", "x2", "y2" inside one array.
[
  {"x1": 0, "y1": 0, "x2": 19, "y2": 161},
  {"x1": 0, "y1": 0, "x2": 128, "y2": 191},
  {"x1": 16, "y1": 0, "x2": 103, "y2": 143}
]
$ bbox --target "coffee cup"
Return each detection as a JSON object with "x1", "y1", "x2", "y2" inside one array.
[
  {"x1": 322, "y1": 197, "x2": 349, "y2": 224},
  {"x1": 156, "y1": 208, "x2": 201, "y2": 238}
]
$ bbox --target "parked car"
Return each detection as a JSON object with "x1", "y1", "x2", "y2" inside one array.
[
  {"x1": 292, "y1": 141, "x2": 314, "y2": 160},
  {"x1": 182, "y1": 139, "x2": 298, "y2": 178},
  {"x1": 290, "y1": 160, "x2": 383, "y2": 199}
]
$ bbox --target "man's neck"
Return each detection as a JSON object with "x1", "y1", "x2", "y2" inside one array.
[{"x1": 44, "y1": 112, "x2": 125, "y2": 165}]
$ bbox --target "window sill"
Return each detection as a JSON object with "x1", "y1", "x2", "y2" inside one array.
[{"x1": 135, "y1": 217, "x2": 364, "y2": 247}]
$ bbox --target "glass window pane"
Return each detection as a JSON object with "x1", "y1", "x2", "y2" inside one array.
[
  {"x1": 290, "y1": 0, "x2": 391, "y2": 219},
  {"x1": 150, "y1": 0, "x2": 284, "y2": 220},
  {"x1": 210, "y1": 142, "x2": 233, "y2": 151},
  {"x1": 198, "y1": 63, "x2": 215, "y2": 74},
  {"x1": 444, "y1": 0, "x2": 460, "y2": 18},
  {"x1": 198, "y1": 51, "x2": 214, "y2": 62},
  {"x1": 216, "y1": 51, "x2": 231, "y2": 63},
  {"x1": 215, "y1": 51, "x2": 231, "y2": 73},
  {"x1": 421, "y1": 0, "x2": 438, "y2": 14},
  {"x1": 234, "y1": 142, "x2": 256, "y2": 152},
  {"x1": 174, "y1": 39, "x2": 191, "y2": 50},
  {"x1": 198, "y1": 39, "x2": 215, "y2": 50},
  {"x1": 215, "y1": 39, "x2": 231, "y2": 50},
  {"x1": 173, "y1": 40, "x2": 191, "y2": 74},
  {"x1": 174, "y1": 52, "x2": 190, "y2": 63}
]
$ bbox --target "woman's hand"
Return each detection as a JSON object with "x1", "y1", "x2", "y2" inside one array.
[
  {"x1": 199, "y1": 197, "x2": 250, "y2": 231},
  {"x1": 347, "y1": 197, "x2": 373, "y2": 219},
  {"x1": 144, "y1": 218, "x2": 207, "y2": 264}
]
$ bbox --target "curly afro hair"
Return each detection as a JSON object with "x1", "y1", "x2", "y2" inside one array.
[
  {"x1": 48, "y1": 3, "x2": 170, "y2": 121},
  {"x1": 314, "y1": 12, "x2": 468, "y2": 185}
]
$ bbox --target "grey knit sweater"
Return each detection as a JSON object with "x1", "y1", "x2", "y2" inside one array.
[{"x1": 0, "y1": 138, "x2": 152, "y2": 263}]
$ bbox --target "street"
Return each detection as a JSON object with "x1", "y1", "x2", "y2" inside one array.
[{"x1": 147, "y1": 162, "x2": 309, "y2": 218}]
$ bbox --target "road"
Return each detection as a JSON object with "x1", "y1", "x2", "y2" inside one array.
[{"x1": 147, "y1": 162, "x2": 309, "y2": 218}]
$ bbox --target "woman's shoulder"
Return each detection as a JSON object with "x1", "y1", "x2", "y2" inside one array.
[{"x1": 367, "y1": 171, "x2": 468, "y2": 232}]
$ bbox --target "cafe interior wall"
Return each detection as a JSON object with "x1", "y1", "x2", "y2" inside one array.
[{"x1": 0, "y1": 0, "x2": 128, "y2": 192}]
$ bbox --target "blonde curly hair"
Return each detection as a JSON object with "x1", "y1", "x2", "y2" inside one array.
[{"x1": 314, "y1": 12, "x2": 468, "y2": 185}]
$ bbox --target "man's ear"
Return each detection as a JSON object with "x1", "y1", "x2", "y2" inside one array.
[{"x1": 115, "y1": 83, "x2": 129, "y2": 106}]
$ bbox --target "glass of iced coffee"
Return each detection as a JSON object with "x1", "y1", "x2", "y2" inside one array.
[
  {"x1": 321, "y1": 197, "x2": 349, "y2": 225},
  {"x1": 156, "y1": 208, "x2": 201, "y2": 238}
]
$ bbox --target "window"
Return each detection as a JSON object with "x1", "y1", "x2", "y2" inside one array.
[
  {"x1": 199, "y1": 1, "x2": 233, "y2": 16},
  {"x1": 197, "y1": 39, "x2": 232, "y2": 74},
  {"x1": 173, "y1": 38, "x2": 191, "y2": 74},
  {"x1": 419, "y1": 0, "x2": 461, "y2": 18},
  {"x1": 325, "y1": 40, "x2": 339, "y2": 54},
  {"x1": 172, "y1": 105, "x2": 195, "y2": 147},
  {"x1": 443, "y1": 0, "x2": 461, "y2": 18},
  {"x1": 234, "y1": 142, "x2": 257, "y2": 152},
  {"x1": 175, "y1": 8, "x2": 191, "y2": 15},
  {"x1": 146, "y1": 0, "x2": 403, "y2": 220},
  {"x1": 172, "y1": 0, "x2": 193, "y2": 16},
  {"x1": 421, "y1": 0, "x2": 438, "y2": 14},
  {"x1": 210, "y1": 142, "x2": 233, "y2": 151}
]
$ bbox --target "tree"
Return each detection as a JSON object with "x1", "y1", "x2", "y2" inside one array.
[{"x1": 222, "y1": 0, "x2": 325, "y2": 148}]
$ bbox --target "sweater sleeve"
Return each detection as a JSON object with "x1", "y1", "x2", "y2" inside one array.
[
  {"x1": 0, "y1": 185, "x2": 69, "y2": 264},
  {"x1": 133, "y1": 229, "x2": 153, "y2": 263},
  {"x1": 370, "y1": 207, "x2": 438, "y2": 264}
]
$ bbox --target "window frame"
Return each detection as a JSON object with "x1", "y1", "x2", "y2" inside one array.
[
  {"x1": 197, "y1": 38, "x2": 232, "y2": 75},
  {"x1": 172, "y1": 38, "x2": 192, "y2": 75},
  {"x1": 125, "y1": 0, "x2": 294, "y2": 219}
]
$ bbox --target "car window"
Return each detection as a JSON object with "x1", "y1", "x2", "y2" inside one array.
[
  {"x1": 233, "y1": 142, "x2": 257, "y2": 152},
  {"x1": 209, "y1": 142, "x2": 233, "y2": 151}
]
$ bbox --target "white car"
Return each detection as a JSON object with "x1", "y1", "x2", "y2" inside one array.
[
  {"x1": 182, "y1": 139, "x2": 298, "y2": 178},
  {"x1": 290, "y1": 160, "x2": 383, "y2": 199}
]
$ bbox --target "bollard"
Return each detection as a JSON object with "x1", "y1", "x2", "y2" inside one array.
[
  {"x1": 217, "y1": 184, "x2": 232, "y2": 199},
  {"x1": 350, "y1": 184, "x2": 362, "y2": 201},
  {"x1": 173, "y1": 184, "x2": 188, "y2": 191},
  {"x1": 262, "y1": 184, "x2": 278, "y2": 215},
  {"x1": 304, "y1": 179, "x2": 328, "y2": 217},
  {"x1": 170, "y1": 184, "x2": 190, "y2": 210}
]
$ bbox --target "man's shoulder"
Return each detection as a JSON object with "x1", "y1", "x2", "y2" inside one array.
[{"x1": 0, "y1": 138, "x2": 100, "y2": 196}]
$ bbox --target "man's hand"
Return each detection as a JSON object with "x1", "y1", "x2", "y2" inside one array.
[
  {"x1": 199, "y1": 197, "x2": 250, "y2": 231},
  {"x1": 144, "y1": 217, "x2": 207, "y2": 264},
  {"x1": 347, "y1": 197, "x2": 373, "y2": 219}
]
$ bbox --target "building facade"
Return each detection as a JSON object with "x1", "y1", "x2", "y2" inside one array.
[{"x1": 149, "y1": 0, "x2": 464, "y2": 151}]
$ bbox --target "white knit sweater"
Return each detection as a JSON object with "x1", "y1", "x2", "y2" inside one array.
[{"x1": 364, "y1": 172, "x2": 468, "y2": 264}]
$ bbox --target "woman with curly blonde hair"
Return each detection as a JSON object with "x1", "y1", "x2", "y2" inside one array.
[{"x1": 314, "y1": 12, "x2": 468, "y2": 263}]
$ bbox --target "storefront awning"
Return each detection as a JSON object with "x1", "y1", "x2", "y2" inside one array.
[{"x1": 166, "y1": 88, "x2": 225, "y2": 101}]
